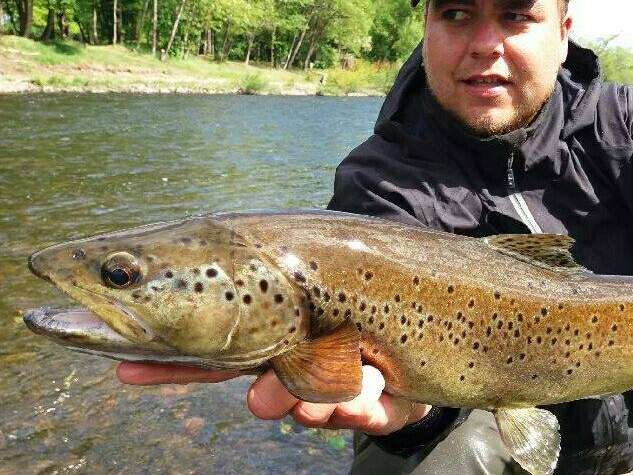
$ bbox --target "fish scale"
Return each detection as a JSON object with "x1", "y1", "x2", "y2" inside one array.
[{"x1": 24, "y1": 209, "x2": 633, "y2": 475}]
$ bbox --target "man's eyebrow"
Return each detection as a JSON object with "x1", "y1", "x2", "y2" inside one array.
[
  {"x1": 429, "y1": 0, "x2": 476, "y2": 11},
  {"x1": 494, "y1": 0, "x2": 538, "y2": 9}
]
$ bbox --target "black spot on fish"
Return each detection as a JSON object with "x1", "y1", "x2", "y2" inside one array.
[
  {"x1": 494, "y1": 291, "x2": 501, "y2": 300},
  {"x1": 243, "y1": 294, "x2": 252, "y2": 304},
  {"x1": 551, "y1": 338, "x2": 557, "y2": 345},
  {"x1": 507, "y1": 357, "x2": 513, "y2": 364},
  {"x1": 72, "y1": 249, "x2": 86, "y2": 260},
  {"x1": 447, "y1": 285, "x2": 454, "y2": 294},
  {"x1": 338, "y1": 293, "x2": 346, "y2": 303},
  {"x1": 344, "y1": 309, "x2": 352, "y2": 319},
  {"x1": 620, "y1": 304, "x2": 625, "y2": 312},
  {"x1": 517, "y1": 314, "x2": 523, "y2": 322},
  {"x1": 274, "y1": 294, "x2": 284, "y2": 304},
  {"x1": 546, "y1": 327, "x2": 552, "y2": 334},
  {"x1": 612, "y1": 324, "x2": 618, "y2": 332},
  {"x1": 317, "y1": 307, "x2": 324, "y2": 317},
  {"x1": 309, "y1": 261, "x2": 318, "y2": 271},
  {"x1": 249, "y1": 264, "x2": 257, "y2": 272},
  {"x1": 364, "y1": 271, "x2": 373, "y2": 281},
  {"x1": 468, "y1": 299, "x2": 475, "y2": 308},
  {"x1": 177, "y1": 279, "x2": 187, "y2": 290},
  {"x1": 609, "y1": 340, "x2": 615, "y2": 346},
  {"x1": 536, "y1": 336, "x2": 542, "y2": 344},
  {"x1": 567, "y1": 369, "x2": 573, "y2": 375},
  {"x1": 294, "y1": 272, "x2": 306, "y2": 283},
  {"x1": 418, "y1": 319, "x2": 424, "y2": 328},
  {"x1": 574, "y1": 329, "x2": 580, "y2": 336},
  {"x1": 468, "y1": 321, "x2": 475, "y2": 329},
  {"x1": 400, "y1": 316, "x2": 406, "y2": 325},
  {"x1": 332, "y1": 309, "x2": 340, "y2": 317},
  {"x1": 378, "y1": 322, "x2": 385, "y2": 330},
  {"x1": 588, "y1": 343, "x2": 593, "y2": 351},
  {"x1": 394, "y1": 295, "x2": 401, "y2": 303},
  {"x1": 532, "y1": 374, "x2": 538, "y2": 380},
  {"x1": 586, "y1": 332, "x2": 592, "y2": 340},
  {"x1": 359, "y1": 302, "x2": 366, "y2": 312},
  {"x1": 565, "y1": 323, "x2": 571, "y2": 331},
  {"x1": 508, "y1": 321, "x2": 514, "y2": 330},
  {"x1": 579, "y1": 344, "x2": 584, "y2": 350},
  {"x1": 592, "y1": 315, "x2": 598, "y2": 323},
  {"x1": 420, "y1": 360, "x2": 426, "y2": 367},
  {"x1": 324, "y1": 292, "x2": 331, "y2": 302},
  {"x1": 165, "y1": 271, "x2": 174, "y2": 278},
  {"x1": 447, "y1": 322, "x2": 453, "y2": 330},
  {"x1": 519, "y1": 353, "x2": 526, "y2": 360},
  {"x1": 558, "y1": 303, "x2": 565, "y2": 310},
  {"x1": 371, "y1": 305, "x2": 377, "y2": 314},
  {"x1": 368, "y1": 316, "x2": 374, "y2": 324},
  {"x1": 468, "y1": 362, "x2": 474, "y2": 368},
  {"x1": 565, "y1": 339, "x2": 571, "y2": 345},
  {"x1": 384, "y1": 304, "x2": 390, "y2": 313},
  {"x1": 565, "y1": 351, "x2": 571, "y2": 358},
  {"x1": 259, "y1": 280, "x2": 268, "y2": 293},
  {"x1": 207, "y1": 268, "x2": 218, "y2": 278},
  {"x1": 534, "y1": 316, "x2": 541, "y2": 324},
  {"x1": 225, "y1": 291, "x2": 234, "y2": 301},
  {"x1": 356, "y1": 323, "x2": 362, "y2": 331},
  {"x1": 144, "y1": 295, "x2": 151, "y2": 302},
  {"x1": 514, "y1": 329, "x2": 520, "y2": 338},
  {"x1": 576, "y1": 361, "x2": 581, "y2": 367},
  {"x1": 541, "y1": 308, "x2": 548, "y2": 316},
  {"x1": 486, "y1": 327, "x2": 492, "y2": 336},
  {"x1": 413, "y1": 276, "x2": 420, "y2": 285},
  {"x1": 401, "y1": 334, "x2": 408, "y2": 344},
  {"x1": 439, "y1": 335, "x2": 444, "y2": 342},
  {"x1": 497, "y1": 321, "x2": 503, "y2": 329},
  {"x1": 459, "y1": 375, "x2": 465, "y2": 381},
  {"x1": 192, "y1": 268, "x2": 200, "y2": 275},
  {"x1": 312, "y1": 286, "x2": 321, "y2": 298},
  {"x1": 492, "y1": 313, "x2": 498, "y2": 321},
  {"x1": 427, "y1": 315, "x2": 434, "y2": 323},
  {"x1": 295, "y1": 308, "x2": 300, "y2": 316},
  {"x1": 473, "y1": 342, "x2": 480, "y2": 350},
  {"x1": 194, "y1": 282, "x2": 204, "y2": 293},
  {"x1": 235, "y1": 279, "x2": 244, "y2": 287}
]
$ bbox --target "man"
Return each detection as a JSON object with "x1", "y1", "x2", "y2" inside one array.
[{"x1": 119, "y1": 0, "x2": 633, "y2": 472}]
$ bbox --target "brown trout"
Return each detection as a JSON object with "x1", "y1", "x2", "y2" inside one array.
[{"x1": 24, "y1": 210, "x2": 633, "y2": 475}]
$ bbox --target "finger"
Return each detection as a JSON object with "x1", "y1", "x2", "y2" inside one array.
[
  {"x1": 335, "y1": 365, "x2": 385, "y2": 418},
  {"x1": 116, "y1": 362, "x2": 239, "y2": 385},
  {"x1": 247, "y1": 369, "x2": 298, "y2": 420},
  {"x1": 291, "y1": 401, "x2": 337, "y2": 427}
]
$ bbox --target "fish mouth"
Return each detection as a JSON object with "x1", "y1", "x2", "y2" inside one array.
[{"x1": 23, "y1": 307, "x2": 212, "y2": 367}]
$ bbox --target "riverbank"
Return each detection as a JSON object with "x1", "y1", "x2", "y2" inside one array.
[{"x1": 0, "y1": 36, "x2": 397, "y2": 96}]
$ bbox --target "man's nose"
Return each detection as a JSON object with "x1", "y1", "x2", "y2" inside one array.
[{"x1": 468, "y1": 21, "x2": 505, "y2": 59}]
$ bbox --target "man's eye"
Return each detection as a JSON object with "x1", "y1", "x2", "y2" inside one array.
[
  {"x1": 442, "y1": 9, "x2": 471, "y2": 21},
  {"x1": 504, "y1": 12, "x2": 531, "y2": 22}
]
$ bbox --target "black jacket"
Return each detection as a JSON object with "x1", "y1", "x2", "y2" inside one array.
[{"x1": 328, "y1": 41, "x2": 633, "y2": 474}]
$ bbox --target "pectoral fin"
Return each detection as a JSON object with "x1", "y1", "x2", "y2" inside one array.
[
  {"x1": 494, "y1": 407, "x2": 561, "y2": 475},
  {"x1": 270, "y1": 321, "x2": 362, "y2": 403}
]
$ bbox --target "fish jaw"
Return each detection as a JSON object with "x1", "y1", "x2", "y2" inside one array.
[{"x1": 22, "y1": 307, "x2": 204, "y2": 365}]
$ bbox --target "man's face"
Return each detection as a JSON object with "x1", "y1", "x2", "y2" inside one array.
[{"x1": 423, "y1": 0, "x2": 572, "y2": 136}]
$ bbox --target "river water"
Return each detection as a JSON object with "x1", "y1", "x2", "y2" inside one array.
[{"x1": 0, "y1": 93, "x2": 382, "y2": 474}]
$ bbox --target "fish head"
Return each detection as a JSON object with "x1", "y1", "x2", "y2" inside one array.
[{"x1": 28, "y1": 217, "x2": 308, "y2": 365}]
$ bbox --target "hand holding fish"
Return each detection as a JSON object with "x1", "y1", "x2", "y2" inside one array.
[{"x1": 117, "y1": 362, "x2": 431, "y2": 435}]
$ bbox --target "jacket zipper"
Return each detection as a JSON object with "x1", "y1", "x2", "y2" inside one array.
[{"x1": 506, "y1": 151, "x2": 543, "y2": 234}]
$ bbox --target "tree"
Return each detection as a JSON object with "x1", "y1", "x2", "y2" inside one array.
[
  {"x1": 15, "y1": 0, "x2": 33, "y2": 37},
  {"x1": 160, "y1": 0, "x2": 185, "y2": 60}
]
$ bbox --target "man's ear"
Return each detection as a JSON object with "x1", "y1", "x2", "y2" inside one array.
[{"x1": 559, "y1": 14, "x2": 573, "y2": 63}]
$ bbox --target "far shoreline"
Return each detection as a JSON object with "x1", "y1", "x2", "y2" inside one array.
[{"x1": 0, "y1": 36, "x2": 394, "y2": 98}]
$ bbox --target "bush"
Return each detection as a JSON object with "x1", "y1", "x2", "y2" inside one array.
[{"x1": 237, "y1": 73, "x2": 267, "y2": 94}]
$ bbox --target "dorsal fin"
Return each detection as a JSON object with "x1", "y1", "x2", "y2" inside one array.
[{"x1": 484, "y1": 234, "x2": 589, "y2": 273}]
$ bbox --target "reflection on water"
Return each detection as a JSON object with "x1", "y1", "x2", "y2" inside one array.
[{"x1": 0, "y1": 93, "x2": 381, "y2": 473}]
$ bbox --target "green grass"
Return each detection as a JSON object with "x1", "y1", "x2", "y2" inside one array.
[{"x1": 0, "y1": 35, "x2": 396, "y2": 95}]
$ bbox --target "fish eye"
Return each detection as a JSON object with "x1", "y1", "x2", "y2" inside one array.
[{"x1": 101, "y1": 252, "x2": 142, "y2": 289}]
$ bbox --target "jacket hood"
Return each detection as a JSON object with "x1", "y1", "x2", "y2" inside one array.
[{"x1": 375, "y1": 41, "x2": 603, "y2": 148}]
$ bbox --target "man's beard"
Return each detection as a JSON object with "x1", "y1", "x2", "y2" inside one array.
[{"x1": 425, "y1": 72, "x2": 555, "y2": 138}]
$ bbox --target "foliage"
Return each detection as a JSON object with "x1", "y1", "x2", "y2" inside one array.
[
  {"x1": 587, "y1": 37, "x2": 633, "y2": 85},
  {"x1": 237, "y1": 72, "x2": 266, "y2": 94},
  {"x1": 0, "y1": 0, "x2": 427, "y2": 68}
]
